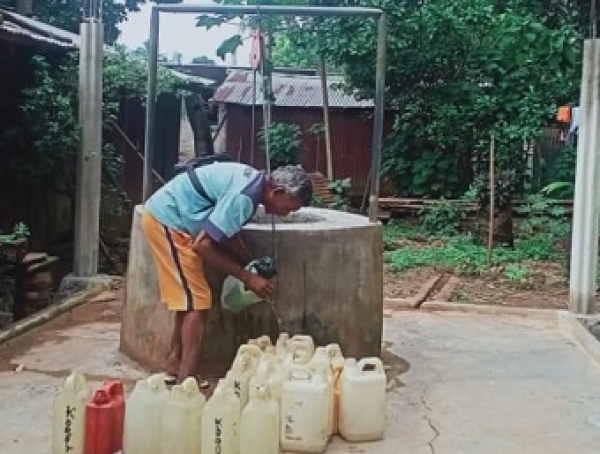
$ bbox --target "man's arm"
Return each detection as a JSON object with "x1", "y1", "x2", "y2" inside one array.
[
  {"x1": 223, "y1": 233, "x2": 254, "y2": 267},
  {"x1": 193, "y1": 232, "x2": 273, "y2": 299}
]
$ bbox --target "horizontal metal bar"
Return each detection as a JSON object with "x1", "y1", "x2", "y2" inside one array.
[{"x1": 153, "y1": 4, "x2": 383, "y2": 17}]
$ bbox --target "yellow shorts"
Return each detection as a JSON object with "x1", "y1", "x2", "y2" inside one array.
[{"x1": 141, "y1": 210, "x2": 212, "y2": 311}]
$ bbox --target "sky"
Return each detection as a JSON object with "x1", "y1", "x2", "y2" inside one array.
[{"x1": 117, "y1": 0, "x2": 252, "y2": 65}]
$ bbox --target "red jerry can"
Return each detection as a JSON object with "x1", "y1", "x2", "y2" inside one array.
[
  {"x1": 84, "y1": 381, "x2": 125, "y2": 454},
  {"x1": 102, "y1": 381, "x2": 125, "y2": 452}
]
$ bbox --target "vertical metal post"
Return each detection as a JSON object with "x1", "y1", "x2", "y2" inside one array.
[
  {"x1": 569, "y1": 39, "x2": 600, "y2": 315},
  {"x1": 142, "y1": 8, "x2": 160, "y2": 202},
  {"x1": 368, "y1": 13, "x2": 388, "y2": 223},
  {"x1": 74, "y1": 19, "x2": 103, "y2": 276}
]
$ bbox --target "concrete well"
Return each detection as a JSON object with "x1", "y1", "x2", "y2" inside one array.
[{"x1": 120, "y1": 205, "x2": 383, "y2": 372}]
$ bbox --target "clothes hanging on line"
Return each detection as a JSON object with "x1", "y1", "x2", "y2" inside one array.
[{"x1": 556, "y1": 106, "x2": 571, "y2": 123}]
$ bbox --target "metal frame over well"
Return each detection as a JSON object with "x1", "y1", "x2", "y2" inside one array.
[{"x1": 143, "y1": 4, "x2": 388, "y2": 223}]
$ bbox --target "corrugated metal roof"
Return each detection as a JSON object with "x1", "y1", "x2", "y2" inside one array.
[
  {"x1": 213, "y1": 69, "x2": 373, "y2": 109},
  {"x1": 0, "y1": 9, "x2": 79, "y2": 49}
]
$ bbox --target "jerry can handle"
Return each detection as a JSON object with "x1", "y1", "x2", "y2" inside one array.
[
  {"x1": 289, "y1": 367, "x2": 313, "y2": 382},
  {"x1": 65, "y1": 371, "x2": 87, "y2": 392},
  {"x1": 103, "y1": 380, "x2": 124, "y2": 397},
  {"x1": 147, "y1": 373, "x2": 168, "y2": 390},
  {"x1": 357, "y1": 357, "x2": 384, "y2": 374},
  {"x1": 237, "y1": 344, "x2": 262, "y2": 357}
]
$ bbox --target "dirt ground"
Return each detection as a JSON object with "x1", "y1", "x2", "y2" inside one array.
[{"x1": 384, "y1": 261, "x2": 583, "y2": 310}]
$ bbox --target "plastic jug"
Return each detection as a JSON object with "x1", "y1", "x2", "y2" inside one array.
[
  {"x1": 248, "y1": 334, "x2": 273, "y2": 351},
  {"x1": 228, "y1": 351, "x2": 258, "y2": 409},
  {"x1": 104, "y1": 381, "x2": 125, "y2": 453},
  {"x1": 52, "y1": 371, "x2": 91, "y2": 454},
  {"x1": 201, "y1": 379, "x2": 241, "y2": 454},
  {"x1": 256, "y1": 335, "x2": 273, "y2": 350},
  {"x1": 325, "y1": 343, "x2": 344, "y2": 363},
  {"x1": 123, "y1": 374, "x2": 169, "y2": 454},
  {"x1": 240, "y1": 385, "x2": 280, "y2": 454},
  {"x1": 221, "y1": 258, "x2": 276, "y2": 313},
  {"x1": 284, "y1": 338, "x2": 314, "y2": 371},
  {"x1": 236, "y1": 344, "x2": 263, "y2": 364},
  {"x1": 289, "y1": 335, "x2": 315, "y2": 356},
  {"x1": 324, "y1": 345, "x2": 345, "y2": 435},
  {"x1": 249, "y1": 351, "x2": 286, "y2": 404},
  {"x1": 84, "y1": 390, "x2": 115, "y2": 454},
  {"x1": 309, "y1": 348, "x2": 334, "y2": 438},
  {"x1": 160, "y1": 377, "x2": 206, "y2": 454},
  {"x1": 84, "y1": 381, "x2": 125, "y2": 454},
  {"x1": 249, "y1": 353, "x2": 275, "y2": 389},
  {"x1": 275, "y1": 332, "x2": 290, "y2": 360},
  {"x1": 339, "y1": 357, "x2": 387, "y2": 442},
  {"x1": 280, "y1": 367, "x2": 330, "y2": 453}
]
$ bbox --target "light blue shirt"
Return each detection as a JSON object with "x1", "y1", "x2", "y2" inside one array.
[{"x1": 145, "y1": 162, "x2": 265, "y2": 242}]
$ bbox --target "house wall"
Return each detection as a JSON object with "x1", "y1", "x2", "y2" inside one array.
[{"x1": 222, "y1": 104, "x2": 394, "y2": 194}]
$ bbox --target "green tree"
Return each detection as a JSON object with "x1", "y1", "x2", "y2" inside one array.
[
  {"x1": 1, "y1": 46, "x2": 182, "y2": 181},
  {"x1": 271, "y1": 34, "x2": 318, "y2": 68},
  {"x1": 284, "y1": 0, "x2": 581, "y2": 199},
  {"x1": 258, "y1": 122, "x2": 302, "y2": 168}
]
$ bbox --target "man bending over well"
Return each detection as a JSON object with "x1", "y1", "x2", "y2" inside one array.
[{"x1": 141, "y1": 162, "x2": 313, "y2": 387}]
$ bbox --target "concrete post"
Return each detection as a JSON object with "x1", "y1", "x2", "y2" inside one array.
[
  {"x1": 569, "y1": 39, "x2": 600, "y2": 314},
  {"x1": 74, "y1": 20, "x2": 103, "y2": 277}
]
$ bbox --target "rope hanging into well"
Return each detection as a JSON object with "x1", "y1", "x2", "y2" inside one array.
[{"x1": 251, "y1": 7, "x2": 277, "y2": 269}]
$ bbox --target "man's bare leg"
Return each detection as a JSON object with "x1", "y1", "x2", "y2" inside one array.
[
  {"x1": 165, "y1": 311, "x2": 184, "y2": 376},
  {"x1": 178, "y1": 310, "x2": 208, "y2": 385}
]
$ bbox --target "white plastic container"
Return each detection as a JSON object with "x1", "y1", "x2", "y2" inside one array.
[
  {"x1": 266, "y1": 359, "x2": 286, "y2": 403},
  {"x1": 275, "y1": 332, "x2": 290, "y2": 360},
  {"x1": 325, "y1": 343, "x2": 344, "y2": 363},
  {"x1": 236, "y1": 344, "x2": 263, "y2": 364},
  {"x1": 250, "y1": 335, "x2": 273, "y2": 351},
  {"x1": 229, "y1": 351, "x2": 258, "y2": 409},
  {"x1": 249, "y1": 352, "x2": 276, "y2": 391},
  {"x1": 288, "y1": 335, "x2": 315, "y2": 357},
  {"x1": 309, "y1": 347, "x2": 334, "y2": 438},
  {"x1": 202, "y1": 379, "x2": 241, "y2": 454},
  {"x1": 339, "y1": 357, "x2": 387, "y2": 442},
  {"x1": 325, "y1": 344, "x2": 345, "y2": 435},
  {"x1": 52, "y1": 371, "x2": 91, "y2": 454},
  {"x1": 160, "y1": 377, "x2": 206, "y2": 454},
  {"x1": 123, "y1": 373, "x2": 169, "y2": 454},
  {"x1": 280, "y1": 367, "x2": 329, "y2": 453},
  {"x1": 284, "y1": 336, "x2": 314, "y2": 371},
  {"x1": 249, "y1": 351, "x2": 286, "y2": 404},
  {"x1": 240, "y1": 385, "x2": 280, "y2": 454}
]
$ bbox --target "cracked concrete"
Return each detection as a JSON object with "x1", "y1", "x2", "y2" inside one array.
[
  {"x1": 421, "y1": 394, "x2": 440, "y2": 454},
  {"x1": 2, "y1": 293, "x2": 600, "y2": 453}
]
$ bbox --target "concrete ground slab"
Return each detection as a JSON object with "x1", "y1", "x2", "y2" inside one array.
[
  {"x1": 2, "y1": 296, "x2": 600, "y2": 453},
  {"x1": 329, "y1": 311, "x2": 600, "y2": 454}
]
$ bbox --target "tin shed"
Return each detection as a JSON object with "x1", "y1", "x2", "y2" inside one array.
[{"x1": 212, "y1": 69, "x2": 392, "y2": 194}]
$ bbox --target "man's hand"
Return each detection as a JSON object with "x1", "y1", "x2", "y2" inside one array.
[
  {"x1": 194, "y1": 231, "x2": 274, "y2": 300},
  {"x1": 243, "y1": 273, "x2": 274, "y2": 300}
]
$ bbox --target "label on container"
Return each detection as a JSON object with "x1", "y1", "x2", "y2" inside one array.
[{"x1": 63, "y1": 405, "x2": 77, "y2": 452}]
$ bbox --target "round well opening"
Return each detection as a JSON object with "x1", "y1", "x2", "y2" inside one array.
[{"x1": 250, "y1": 209, "x2": 326, "y2": 225}]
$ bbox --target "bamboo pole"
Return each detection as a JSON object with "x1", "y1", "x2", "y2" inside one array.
[
  {"x1": 487, "y1": 135, "x2": 495, "y2": 266},
  {"x1": 320, "y1": 55, "x2": 334, "y2": 180}
]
